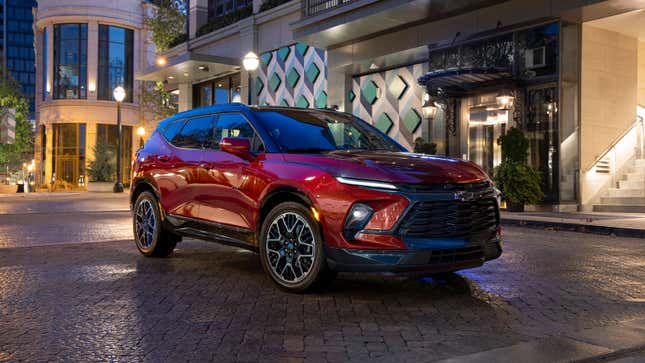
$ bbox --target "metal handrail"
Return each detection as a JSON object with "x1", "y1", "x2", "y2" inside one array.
[{"x1": 583, "y1": 114, "x2": 645, "y2": 173}]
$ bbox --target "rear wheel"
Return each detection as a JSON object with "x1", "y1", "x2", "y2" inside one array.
[
  {"x1": 133, "y1": 191, "x2": 178, "y2": 257},
  {"x1": 259, "y1": 202, "x2": 336, "y2": 292}
]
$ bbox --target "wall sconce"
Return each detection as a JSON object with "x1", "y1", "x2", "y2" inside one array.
[
  {"x1": 496, "y1": 90, "x2": 515, "y2": 110},
  {"x1": 46, "y1": 82, "x2": 51, "y2": 94},
  {"x1": 88, "y1": 82, "x2": 96, "y2": 94}
]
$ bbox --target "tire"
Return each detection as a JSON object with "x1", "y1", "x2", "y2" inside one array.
[
  {"x1": 133, "y1": 191, "x2": 179, "y2": 257},
  {"x1": 259, "y1": 201, "x2": 336, "y2": 293}
]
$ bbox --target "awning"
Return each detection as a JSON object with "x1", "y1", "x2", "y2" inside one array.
[
  {"x1": 136, "y1": 51, "x2": 240, "y2": 85},
  {"x1": 418, "y1": 67, "x2": 513, "y2": 96}
]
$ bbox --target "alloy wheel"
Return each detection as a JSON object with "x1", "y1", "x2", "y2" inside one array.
[
  {"x1": 135, "y1": 199, "x2": 156, "y2": 250},
  {"x1": 265, "y1": 212, "x2": 316, "y2": 284}
]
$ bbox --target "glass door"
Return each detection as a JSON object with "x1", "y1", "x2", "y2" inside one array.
[{"x1": 466, "y1": 99, "x2": 509, "y2": 176}]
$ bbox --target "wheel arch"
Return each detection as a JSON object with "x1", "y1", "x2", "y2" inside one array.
[
  {"x1": 258, "y1": 186, "x2": 314, "y2": 232},
  {"x1": 130, "y1": 179, "x2": 161, "y2": 211}
]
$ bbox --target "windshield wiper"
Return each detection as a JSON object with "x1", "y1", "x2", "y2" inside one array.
[{"x1": 285, "y1": 147, "x2": 334, "y2": 154}]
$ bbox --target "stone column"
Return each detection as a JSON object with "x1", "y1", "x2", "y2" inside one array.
[
  {"x1": 87, "y1": 22, "x2": 99, "y2": 100},
  {"x1": 85, "y1": 123, "x2": 97, "y2": 182},
  {"x1": 44, "y1": 123, "x2": 53, "y2": 186},
  {"x1": 46, "y1": 24, "x2": 54, "y2": 101},
  {"x1": 177, "y1": 83, "x2": 193, "y2": 112},
  {"x1": 239, "y1": 18, "x2": 257, "y2": 105},
  {"x1": 189, "y1": 0, "x2": 209, "y2": 39}
]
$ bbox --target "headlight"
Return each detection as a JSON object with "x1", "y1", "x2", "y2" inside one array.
[
  {"x1": 343, "y1": 203, "x2": 374, "y2": 240},
  {"x1": 494, "y1": 187, "x2": 502, "y2": 206},
  {"x1": 336, "y1": 177, "x2": 398, "y2": 190}
]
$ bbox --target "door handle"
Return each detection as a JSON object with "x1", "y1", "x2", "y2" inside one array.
[
  {"x1": 157, "y1": 155, "x2": 170, "y2": 162},
  {"x1": 199, "y1": 162, "x2": 213, "y2": 170}
]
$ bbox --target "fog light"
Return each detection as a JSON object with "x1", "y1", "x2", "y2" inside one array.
[{"x1": 343, "y1": 203, "x2": 374, "y2": 240}]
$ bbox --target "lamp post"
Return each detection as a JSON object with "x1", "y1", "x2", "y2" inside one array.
[
  {"x1": 137, "y1": 126, "x2": 145, "y2": 149},
  {"x1": 113, "y1": 86, "x2": 126, "y2": 193},
  {"x1": 242, "y1": 51, "x2": 259, "y2": 105}
]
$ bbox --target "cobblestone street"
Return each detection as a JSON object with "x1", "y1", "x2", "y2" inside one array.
[{"x1": 0, "y1": 193, "x2": 644, "y2": 362}]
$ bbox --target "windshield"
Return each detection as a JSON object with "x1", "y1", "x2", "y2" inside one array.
[{"x1": 254, "y1": 109, "x2": 405, "y2": 153}]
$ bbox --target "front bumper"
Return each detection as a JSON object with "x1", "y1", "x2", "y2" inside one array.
[{"x1": 326, "y1": 237, "x2": 502, "y2": 273}]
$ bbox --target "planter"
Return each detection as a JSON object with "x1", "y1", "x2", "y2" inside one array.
[
  {"x1": 87, "y1": 182, "x2": 115, "y2": 193},
  {"x1": 506, "y1": 201, "x2": 525, "y2": 212}
]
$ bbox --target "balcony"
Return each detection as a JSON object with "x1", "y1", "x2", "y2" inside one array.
[{"x1": 302, "y1": 0, "x2": 358, "y2": 17}]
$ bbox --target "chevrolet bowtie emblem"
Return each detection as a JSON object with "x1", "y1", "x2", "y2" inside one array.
[{"x1": 453, "y1": 191, "x2": 475, "y2": 201}]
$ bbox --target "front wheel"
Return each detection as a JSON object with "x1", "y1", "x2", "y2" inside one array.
[
  {"x1": 133, "y1": 191, "x2": 178, "y2": 257},
  {"x1": 259, "y1": 202, "x2": 336, "y2": 293}
]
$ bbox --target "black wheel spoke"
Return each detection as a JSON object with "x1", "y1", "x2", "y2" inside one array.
[{"x1": 266, "y1": 211, "x2": 316, "y2": 284}]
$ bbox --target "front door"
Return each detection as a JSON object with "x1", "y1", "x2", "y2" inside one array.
[
  {"x1": 199, "y1": 112, "x2": 265, "y2": 230},
  {"x1": 466, "y1": 97, "x2": 509, "y2": 176}
]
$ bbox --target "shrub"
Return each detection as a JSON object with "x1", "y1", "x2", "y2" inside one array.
[
  {"x1": 493, "y1": 128, "x2": 544, "y2": 206},
  {"x1": 88, "y1": 141, "x2": 116, "y2": 182},
  {"x1": 413, "y1": 137, "x2": 437, "y2": 155}
]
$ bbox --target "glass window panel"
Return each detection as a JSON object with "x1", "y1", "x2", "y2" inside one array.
[{"x1": 172, "y1": 116, "x2": 215, "y2": 149}]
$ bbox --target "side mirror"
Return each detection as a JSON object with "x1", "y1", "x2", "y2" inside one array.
[{"x1": 220, "y1": 137, "x2": 251, "y2": 157}]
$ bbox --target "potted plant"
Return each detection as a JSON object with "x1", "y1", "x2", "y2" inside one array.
[
  {"x1": 493, "y1": 128, "x2": 543, "y2": 212},
  {"x1": 413, "y1": 137, "x2": 437, "y2": 155}
]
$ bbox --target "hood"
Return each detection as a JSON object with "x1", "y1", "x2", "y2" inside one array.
[{"x1": 284, "y1": 151, "x2": 489, "y2": 185}]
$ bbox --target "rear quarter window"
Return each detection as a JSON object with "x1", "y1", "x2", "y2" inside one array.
[{"x1": 162, "y1": 119, "x2": 185, "y2": 142}]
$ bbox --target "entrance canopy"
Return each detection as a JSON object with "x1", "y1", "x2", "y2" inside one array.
[
  {"x1": 136, "y1": 51, "x2": 240, "y2": 85},
  {"x1": 418, "y1": 67, "x2": 513, "y2": 96}
]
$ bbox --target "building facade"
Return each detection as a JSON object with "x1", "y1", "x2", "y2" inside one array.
[
  {"x1": 137, "y1": 0, "x2": 645, "y2": 212},
  {"x1": 34, "y1": 0, "x2": 156, "y2": 186},
  {"x1": 1, "y1": 0, "x2": 38, "y2": 119}
]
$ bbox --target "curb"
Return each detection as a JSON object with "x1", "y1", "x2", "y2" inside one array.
[{"x1": 501, "y1": 218, "x2": 645, "y2": 239}]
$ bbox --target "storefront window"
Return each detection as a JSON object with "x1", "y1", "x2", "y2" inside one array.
[
  {"x1": 42, "y1": 28, "x2": 47, "y2": 101},
  {"x1": 96, "y1": 124, "x2": 133, "y2": 179},
  {"x1": 193, "y1": 74, "x2": 241, "y2": 108},
  {"x1": 53, "y1": 24, "x2": 87, "y2": 99},
  {"x1": 98, "y1": 25, "x2": 134, "y2": 102},
  {"x1": 52, "y1": 123, "x2": 86, "y2": 183}
]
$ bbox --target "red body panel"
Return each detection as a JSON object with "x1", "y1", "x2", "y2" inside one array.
[{"x1": 132, "y1": 127, "x2": 490, "y2": 251}]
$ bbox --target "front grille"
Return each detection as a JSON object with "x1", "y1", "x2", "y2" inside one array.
[
  {"x1": 398, "y1": 197, "x2": 499, "y2": 239},
  {"x1": 428, "y1": 246, "x2": 483, "y2": 264},
  {"x1": 398, "y1": 181, "x2": 491, "y2": 193}
]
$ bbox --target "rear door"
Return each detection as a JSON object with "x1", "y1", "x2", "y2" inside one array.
[{"x1": 157, "y1": 115, "x2": 215, "y2": 219}]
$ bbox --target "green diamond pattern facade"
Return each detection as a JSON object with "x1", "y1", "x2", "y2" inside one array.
[
  {"x1": 402, "y1": 108, "x2": 422, "y2": 133},
  {"x1": 351, "y1": 63, "x2": 428, "y2": 150},
  {"x1": 375, "y1": 113, "x2": 394, "y2": 134},
  {"x1": 269, "y1": 73, "x2": 282, "y2": 92},
  {"x1": 306, "y1": 63, "x2": 320, "y2": 84},
  {"x1": 296, "y1": 95, "x2": 310, "y2": 108},
  {"x1": 287, "y1": 68, "x2": 300, "y2": 88},
  {"x1": 257, "y1": 43, "x2": 327, "y2": 110},
  {"x1": 362, "y1": 80, "x2": 379, "y2": 105},
  {"x1": 315, "y1": 91, "x2": 327, "y2": 108}
]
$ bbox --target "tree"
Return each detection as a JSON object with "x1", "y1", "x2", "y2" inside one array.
[
  {"x1": 87, "y1": 141, "x2": 116, "y2": 182},
  {"x1": 141, "y1": 81, "x2": 178, "y2": 122},
  {"x1": 145, "y1": 0, "x2": 187, "y2": 52},
  {"x1": 0, "y1": 77, "x2": 32, "y2": 172}
]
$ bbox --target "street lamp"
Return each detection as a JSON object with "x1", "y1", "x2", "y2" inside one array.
[
  {"x1": 113, "y1": 86, "x2": 126, "y2": 193},
  {"x1": 242, "y1": 51, "x2": 259, "y2": 105},
  {"x1": 137, "y1": 126, "x2": 145, "y2": 149}
]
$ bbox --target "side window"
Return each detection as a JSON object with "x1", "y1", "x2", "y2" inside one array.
[
  {"x1": 171, "y1": 115, "x2": 215, "y2": 149},
  {"x1": 213, "y1": 113, "x2": 264, "y2": 152},
  {"x1": 162, "y1": 119, "x2": 185, "y2": 142}
]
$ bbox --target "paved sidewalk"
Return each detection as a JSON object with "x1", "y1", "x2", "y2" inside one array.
[{"x1": 502, "y1": 211, "x2": 645, "y2": 238}]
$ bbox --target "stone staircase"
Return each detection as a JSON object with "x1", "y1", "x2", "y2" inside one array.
[{"x1": 594, "y1": 159, "x2": 645, "y2": 212}]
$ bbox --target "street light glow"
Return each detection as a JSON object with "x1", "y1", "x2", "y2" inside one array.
[
  {"x1": 242, "y1": 51, "x2": 259, "y2": 72},
  {"x1": 137, "y1": 126, "x2": 145, "y2": 136},
  {"x1": 157, "y1": 57, "x2": 167, "y2": 66},
  {"x1": 113, "y1": 86, "x2": 126, "y2": 103}
]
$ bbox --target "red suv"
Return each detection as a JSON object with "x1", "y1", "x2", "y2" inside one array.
[{"x1": 130, "y1": 104, "x2": 502, "y2": 292}]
